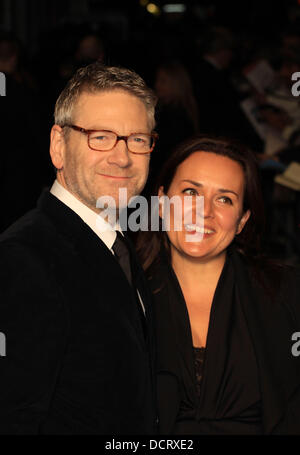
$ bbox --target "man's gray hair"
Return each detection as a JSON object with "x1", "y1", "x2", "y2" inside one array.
[{"x1": 54, "y1": 62, "x2": 157, "y2": 130}]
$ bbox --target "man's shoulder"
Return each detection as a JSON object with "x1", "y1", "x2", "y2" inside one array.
[
  {"x1": 0, "y1": 206, "x2": 63, "y2": 261},
  {"x1": 1, "y1": 207, "x2": 50, "y2": 240}
]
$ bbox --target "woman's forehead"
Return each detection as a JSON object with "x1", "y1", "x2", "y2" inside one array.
[{"x1": 171, "y1": 151, "x2": 245, "y2": 191}]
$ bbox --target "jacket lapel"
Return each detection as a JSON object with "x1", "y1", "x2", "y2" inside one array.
[
  {"x1": 124, "y1": 232, "x2": 156, "y2": 357},
  {"x1": 37, "y1": 190, "x2": 147, "y2": 349}
]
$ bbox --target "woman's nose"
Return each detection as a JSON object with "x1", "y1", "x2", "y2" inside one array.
[{"x1": 203, "y1": 197, "x2": 214, "y2": 218}]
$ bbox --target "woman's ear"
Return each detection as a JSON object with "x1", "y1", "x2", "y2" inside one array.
[
  {"x1": 158, "y1": 186, "x2": 165, "y2": 218},
  {"x1": 236, "y1": 210, "x2": 251, "y2": 235}
]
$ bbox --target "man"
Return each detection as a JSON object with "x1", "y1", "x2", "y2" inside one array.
[{"x1": 0, "y1": 63, "x2": 158, "y2": 434}]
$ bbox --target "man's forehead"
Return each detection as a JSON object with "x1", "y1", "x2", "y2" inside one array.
[
  {"x1": 75, "y1": 89, "x2": 143, "y2": 109},
  {"x1": 72, "y1": 89, "x2": 149, "y2": 129}
]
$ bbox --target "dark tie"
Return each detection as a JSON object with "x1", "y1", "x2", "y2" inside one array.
[
  {"x1": 112, "y1": 231, "x2": 147, "y2": 338},
  {"x1": 112, "y1": 231, "x2": 132, "y2": 285}
]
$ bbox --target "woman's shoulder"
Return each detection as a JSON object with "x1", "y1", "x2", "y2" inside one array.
[
  {"x1": 275, "y1": 262, "x2": 300, "y2": 301},
  {"x1": 233, "y1": 247, "x2": 300, "y2": 301},
  {"x1": 250, "y1": 256, "x2": 299, "y2": 288}
]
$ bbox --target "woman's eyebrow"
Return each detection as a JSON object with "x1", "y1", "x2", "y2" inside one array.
[
  {"x1": 181, "y1": 179, "x2": 203, "y2": 187},
  {"x1": 218, "y1": 188, "x2": 239, "y2": 198},
  {"x1": 181, "y1": 179, "x2": 239, "y2": 198}
]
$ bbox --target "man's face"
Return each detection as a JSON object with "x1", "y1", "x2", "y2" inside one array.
[{"x1": 50, "y1": 90, "x2": 151, "y2": 211}]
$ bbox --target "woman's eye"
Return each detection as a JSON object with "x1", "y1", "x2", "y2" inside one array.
[
  {"x1": 182, "y1": 188, "x2": 198, "y2": 196},
  {"x1": 218, "y1": 196, "x2": 232, "y2": 205}
]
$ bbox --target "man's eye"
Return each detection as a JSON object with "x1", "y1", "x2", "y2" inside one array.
[
  {"x1": 182, "y1": 188, "x2": 198, "y2": 196},
  {"x1": 133, "y1": 136, "x2": 147, "y2": 144},
  {"x1": 94, "y1": 135, "x2": 107, "y2": 141},
  {"x1": 91, "y1": 132, "x2": 113, "y2": 141},
  {"x1": 218, "y1": 196, "x2": 232, "y2": 204}
]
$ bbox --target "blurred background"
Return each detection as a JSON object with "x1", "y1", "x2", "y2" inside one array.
[{"x1": 0, "y1": 0, "x2": 299, "y2": 264}]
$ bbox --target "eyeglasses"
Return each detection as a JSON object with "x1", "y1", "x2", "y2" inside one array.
[{"x1": 63, "y1": 124, "x2": 158, "y2": 155}]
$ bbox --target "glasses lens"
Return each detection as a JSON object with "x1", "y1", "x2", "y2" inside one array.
[
  {"x1": 128, "y1": 134, "x2": 153, "y2": 154},
  {"x1": 89, "y1": 131, "x2": 116, "y2": 150}
]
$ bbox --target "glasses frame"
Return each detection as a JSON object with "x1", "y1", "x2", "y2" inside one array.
[{"x1": 63, "y1": 124, "x2": 158, "y2": 155}]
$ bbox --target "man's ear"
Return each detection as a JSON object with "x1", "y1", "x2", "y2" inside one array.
[
  {"x1": 236, "y1": 209, "x2": 251, "y2": 235},
  {"x1": 49, "y1": 125, "x2": 66, "y2": 170},
  {"x1": 158, "y1": 186, "x2": 165, "y2": 218}
]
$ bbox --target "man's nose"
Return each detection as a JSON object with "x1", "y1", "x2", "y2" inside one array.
[{"x1": 107, "y1": 138, "x2": 131, "y2": 167}]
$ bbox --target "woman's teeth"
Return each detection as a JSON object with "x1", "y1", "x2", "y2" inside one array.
[{"x1": 185, "y1": 224, "x2": 214, "y2": 234}]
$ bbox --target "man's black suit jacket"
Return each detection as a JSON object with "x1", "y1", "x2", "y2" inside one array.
[{"x1": 0, "y1": 190, "x2": 157, "y2": 434}]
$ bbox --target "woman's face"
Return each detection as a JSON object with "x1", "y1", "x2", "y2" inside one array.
[{"x1": 159, "y1": 151, "x2": 251, "y2": 263}]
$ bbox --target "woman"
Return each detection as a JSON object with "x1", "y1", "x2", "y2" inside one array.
[{"x1": 137, "y1": 135, "x2": 300, "y2": 435}]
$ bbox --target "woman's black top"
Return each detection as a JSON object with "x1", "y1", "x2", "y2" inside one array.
[
  {"x1": 193, "y1": 347, "x2": 205, "y2": 401},
  {"x1": 151, "y1": 248, "x2": 263, "y2": 435}
]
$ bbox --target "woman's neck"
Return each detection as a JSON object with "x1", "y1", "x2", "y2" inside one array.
[{"x1": 171, "y1": 248, "x2": 226, "y2": 290}]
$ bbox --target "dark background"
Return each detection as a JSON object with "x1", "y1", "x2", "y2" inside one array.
[{"x1": 0, "y1": 0, "x2": 299, "y2": 263}]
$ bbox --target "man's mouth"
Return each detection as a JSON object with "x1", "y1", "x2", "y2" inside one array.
[{"x1": 97, "y1": 173, "x2": 132, "y2": 180}]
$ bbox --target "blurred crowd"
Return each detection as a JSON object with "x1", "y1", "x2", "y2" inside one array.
[{"x1": 0, "y1": 16, "x2": 299, "y2": 263}]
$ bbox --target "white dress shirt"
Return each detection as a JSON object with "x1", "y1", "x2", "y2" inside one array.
[{"x1": 50, "y1": 180, "x2": 120, "y2": 251}]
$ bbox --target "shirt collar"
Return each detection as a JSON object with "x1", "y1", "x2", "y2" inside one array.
[{"x1": 50, "y1": 180, "x2": 121, "y2": 251}]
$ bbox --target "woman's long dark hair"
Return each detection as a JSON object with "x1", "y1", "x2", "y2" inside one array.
[{"x1": 137, "y1": 134, "x2": 266, "y2": 272}]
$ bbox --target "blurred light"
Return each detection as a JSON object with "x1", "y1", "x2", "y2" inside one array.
[
  {"x1": 163, "y1": 4, "x2": 186, "y2": 13},
  {"x1": 139, "y1": 0, "x2": 148, "y2": 6},
  {"x1": 147, "y1": 3, "x2": 160, "y2": 15}
]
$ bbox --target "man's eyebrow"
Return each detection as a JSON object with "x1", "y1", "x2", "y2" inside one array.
[
  {"x1": 87, "y1": 126, "x2": 149, "y2": 134},
  {"x1": 181, "y1": 180, "x2": 239, "y2": 198}
]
